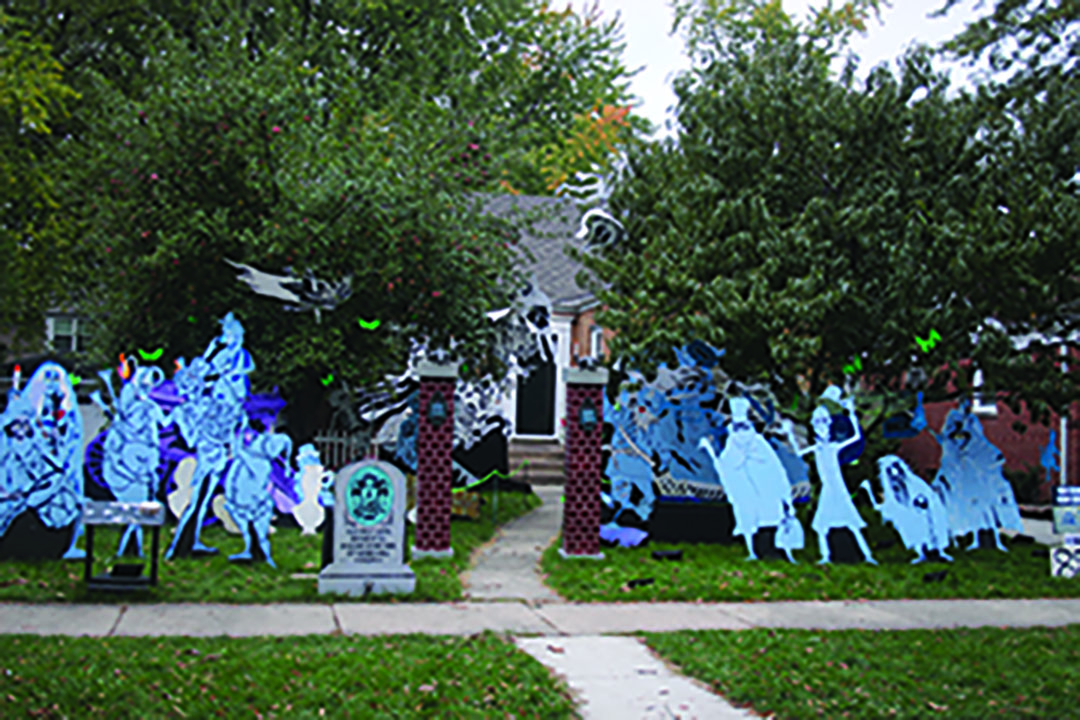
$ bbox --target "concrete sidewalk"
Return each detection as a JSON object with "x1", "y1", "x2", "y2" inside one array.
[{"x1": 2, "y1": 598, "x2": 1079, "y2": 637}]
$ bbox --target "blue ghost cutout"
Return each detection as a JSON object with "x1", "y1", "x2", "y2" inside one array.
[
  {"x1": 787, "y1": 386, "x2": 876, "y2": 565},
  {"x1": 862, "y1": 455, "x2": 952, "y2": 563},
  {"x1": 223, "y1": 415, "x2": 292, "y2": 567},
  {"x1": 0, "y1": 363, "x2": 86, "y2": 558},
  {"x1": 166, "y1": 313, "x2": 254, "y2": 560},
  {"x1": 699, "y1": 398, "x2": 803, "y2": 562},
  {"x1": 931, "y1": 398, "x2": 1023, "y2": 552},
  {"x1": 92, "y1": 361, "x2": 171, "y2": 557}
]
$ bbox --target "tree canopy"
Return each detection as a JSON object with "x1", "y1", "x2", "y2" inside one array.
[
  {"x1": 570, "y1": 0, "x2": 1080, "y2": 431},
  {"x1": 0, "y1": 0, "x2": 646, "y2": 420}
]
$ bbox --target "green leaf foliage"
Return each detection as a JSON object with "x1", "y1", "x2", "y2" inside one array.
[{"x1": 571, "y1": 1, "x2": 1080, "y2": 427}]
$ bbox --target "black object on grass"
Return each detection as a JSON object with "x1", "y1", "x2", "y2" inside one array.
[
  {"x1": 652, "y1": 550, "x2": 683, "y2": 561},
  {"x1": 627, "y1": 578, "x2": 655, "y2": 589},
  {"x1": 1009, "y1": 534, "x2": 1036, "y2": 545},
  {"x1": 922, "y1": 570, "x2": 948, "y2": 583},
  {"x1": 1032, "y1": 549, "x2": 1051, "y2": 558}
]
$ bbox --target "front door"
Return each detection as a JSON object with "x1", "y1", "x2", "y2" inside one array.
[{"x1": 515, "y1": 357, "x2": 556, "y2": 436}]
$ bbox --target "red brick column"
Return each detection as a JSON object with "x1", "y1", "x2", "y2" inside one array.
[
  {"x1": 411, "y1": 360, "x2": 456, "y2": 559},
  {"x1": 561, "y1": 367, "x2": 608, "y2": 559}
]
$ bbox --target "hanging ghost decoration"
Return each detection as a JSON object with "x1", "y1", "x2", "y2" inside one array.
[{"x1": 225, "y1": 259, "x2": 353, "y2": 324}]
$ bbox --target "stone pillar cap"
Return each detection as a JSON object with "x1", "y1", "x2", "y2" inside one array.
[{"x1": 566, "y1": 366, "x2": 609, "y2": 385}]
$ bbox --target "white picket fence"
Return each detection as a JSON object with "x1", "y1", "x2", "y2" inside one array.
[{"x1": 313, "y1": 429, "x2": 371, "y2": 470}]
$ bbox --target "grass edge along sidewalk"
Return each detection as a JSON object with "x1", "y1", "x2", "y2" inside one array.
[
  {"x1": 642, "y1": 625, "x2": 1080, "y2": 719},
  {"x1": 540, "y1": 515, "x2": 1079, "y2": 603},
  {"x1": 0, "y1": 489, "x2": 542, "y2": 604},
  {"x1": 0, "y1": 631, "x2": 578, "y2": 719}
]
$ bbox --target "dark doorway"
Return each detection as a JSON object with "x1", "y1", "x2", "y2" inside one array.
[{"x1": 516, "y1": 353, "x2": 556, "y2": 436}]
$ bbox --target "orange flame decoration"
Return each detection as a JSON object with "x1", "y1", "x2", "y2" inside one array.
[
  {"x1": 174, "y1": 359, "x2": 182, "y2": 375},
  {"x1": 118, "y1": 353, "x2": 132, "y2": 381}
]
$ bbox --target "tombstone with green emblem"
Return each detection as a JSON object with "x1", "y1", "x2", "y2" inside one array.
[{"x1": 318, "y1": 459, "x2": 415, "y2": 596}]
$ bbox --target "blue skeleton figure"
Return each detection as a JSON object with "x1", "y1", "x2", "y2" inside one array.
[
  {"x1": 223, "y1": 415, "x2": 292, "y2": 567},
  {"x1": 931, "y1": 398, "x2": 1022, "y2": 552},
  {"x1": 166, "y1": 378, "x2": 245, "y2": 558},
  {"x1": 28, "y1": 363, "x2": 85, "y2": 558},
  {"x1": 862, "y1": 455, "x2": 952, "y2": 563},
  {"x1": 93, "y1": 362, "x2": 170, "y2": 557},
  {"x1": 787, "y1": 388, "x2": 877, "y2": 565}
]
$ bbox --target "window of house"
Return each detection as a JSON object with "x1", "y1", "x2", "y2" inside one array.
[
  {"x1": 972, "y1": 368, "x2": 998, "y2": 416},
  {"x1": 47, "y1": 315, "x2": 88, "y2": 353},
  {"x1": 589, "y1": 325, "x2": 604, "y2": 359}
]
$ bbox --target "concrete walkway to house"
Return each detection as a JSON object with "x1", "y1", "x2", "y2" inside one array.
[{"x1": 462, "y1": 485, "x2": 565, "y2": 604}]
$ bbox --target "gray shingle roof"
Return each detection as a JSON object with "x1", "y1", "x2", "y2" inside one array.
[{"x1": 479, "y1": 194, "x2": 609, "y2": 311}]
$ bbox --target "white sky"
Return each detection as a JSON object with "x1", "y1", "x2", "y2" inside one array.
[{"x1": 588, "y1": 0, "x2": 988, "y2": 136}]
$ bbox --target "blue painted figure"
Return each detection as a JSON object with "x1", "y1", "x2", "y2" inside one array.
[
  {"x1": 931, "y1": 398, "x2": 1023, "y2": 552},
  {"x1": 1042, "y1": 431, "x2": 1060, "y2": 488},
  {"x1": 91, "y1": 361, "x2": 170, "y2": 557},
  {"x1": 0, "y1": 364, "x2": 85, "y2": 557},
  {"x1": 27, "y1": 363, "x2": 85, "y2": 558},
  {"x1": 699, "y1": 398, "x2": 802, "y2": 562},
  {"x1": 223, "y1": 416, "x2": 292, "y2": 567},
  {"x1": 202, "y1": 312, "x2": 254, "y2": 403},
  {"x1": 788, "y1": 387, "x2": 876, "y2": 565},
  {"x1": 166, "y1": 377, "x2": 245, "y2": 558},
  {"x1": 862, "y1": 455, "x2": 952, "y2": 563},
  {"x1": 603, "y1": 384, "x2": 660, "y2": 523},
  {"x1": 883, "y1": 391, "x2": 928, "y2": 439}
]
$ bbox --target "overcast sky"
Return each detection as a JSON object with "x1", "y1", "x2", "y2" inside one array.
[{"x1": 590, "y1": 0, "x2": 988, "y2": 136}]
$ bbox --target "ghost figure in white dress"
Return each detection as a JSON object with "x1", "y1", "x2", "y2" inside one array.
[
  {"x1": 862, "y1": 455, "x2": 952, "y2": 563},
  {"x1": 292, "y1": 443, "x2": 326, "y2": 535},
  {"x1": 698, "y1": 398, "x2": 802, "y2": 562},
  {"x1": 787, "y1": 387, "x2": 876, "y2": 565}
]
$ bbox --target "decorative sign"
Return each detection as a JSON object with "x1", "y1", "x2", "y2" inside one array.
[
  {"x1": 1051, "y1": 547, "x2": 1080, "y2": 578},
  {"x1": 319, "y1": 460, "x2": 415, "y2": 595},
  {"x1": 1054, "y1": 487, "x2": 1080, "y2": 535}
]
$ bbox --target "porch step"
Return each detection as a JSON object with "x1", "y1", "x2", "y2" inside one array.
[{"x1": 509, "y1": 440, "x2": 565, "y2": 486}]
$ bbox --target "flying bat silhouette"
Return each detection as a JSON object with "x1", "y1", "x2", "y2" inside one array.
[{"x1": 225, "y1": 259, "x2": 352, "y2": 323}]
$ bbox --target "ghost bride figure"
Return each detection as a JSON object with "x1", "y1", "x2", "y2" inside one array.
[
  {"x1": 698, "y1": 397, "x2": 802, "y2": 562},
  {"x1": 787, "y1": 386, "x2": 877, "y2": 565}
]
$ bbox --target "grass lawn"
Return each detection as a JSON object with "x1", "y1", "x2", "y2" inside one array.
[
  {"x1": 0, "y1": 632, "x2": 576, "y2": 719},
  {"x1": 0, "y1": 489, "x2": 541, "y2": 604},
  {"x1": 540, "y1": 504, "x2": 1077, "y2": 602},
  {"x1": 643, "y1": 626, "x2": 1080, "y2": 719}
]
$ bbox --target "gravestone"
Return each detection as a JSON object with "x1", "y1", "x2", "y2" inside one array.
[{"x1": 318, "y1": 459, "x2": 415, "y2": 596}]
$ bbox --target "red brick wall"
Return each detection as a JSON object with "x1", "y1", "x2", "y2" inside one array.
[{"x1": 569, "y1": 306, "x2": 615, "y2": 367}]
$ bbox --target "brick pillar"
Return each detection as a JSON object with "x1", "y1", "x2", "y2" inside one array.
[
  {"x1": 560, "y1": 366, "x2": 608, "y2": 559},
  {"x1": 411, "y1": 360, "x2": 456, "y2": 559}
]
